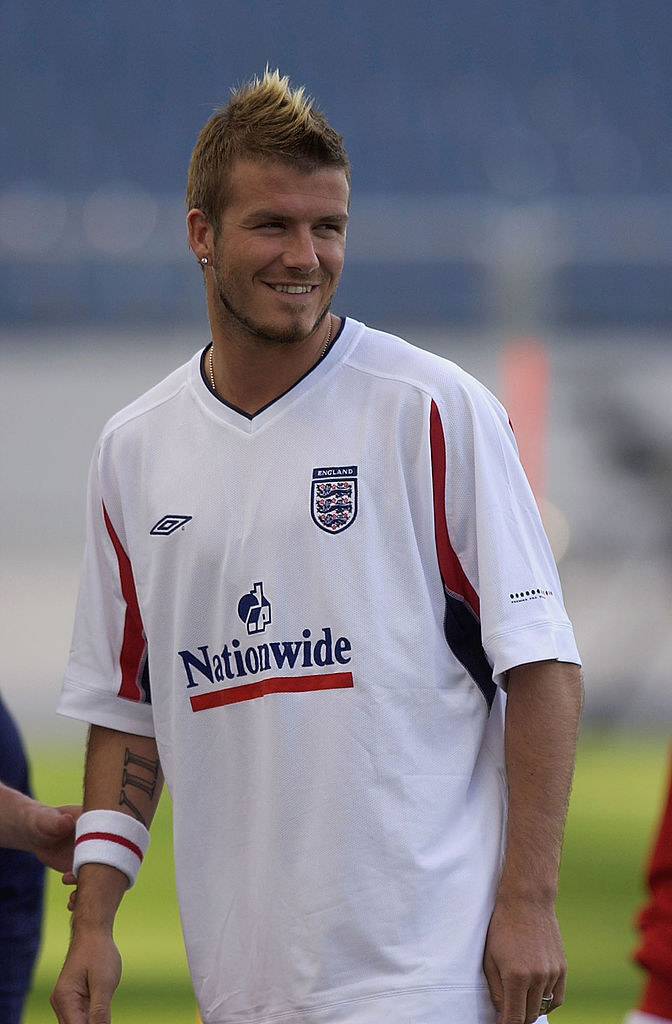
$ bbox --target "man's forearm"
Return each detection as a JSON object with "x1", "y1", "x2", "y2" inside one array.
[
  {"x1": 51, "y1": 726, "x2": 164, "y2": 1022},
  {"x1": 483, "y1": 659, "x2": 583, "y2": 1023},
  {"x1": 73, "y1": 724, "x2": 164, "y2": 924},
  {"x1": 83, "y1": 724, "x2": 163, "y2": 827},
  {"x1": 499, "y1": 660, "x2": 583, "y2": 901}
]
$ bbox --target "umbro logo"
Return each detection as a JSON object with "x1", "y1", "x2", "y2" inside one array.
[{"x1": 150, "y1": 515, "x2": 193, "y2": 536}]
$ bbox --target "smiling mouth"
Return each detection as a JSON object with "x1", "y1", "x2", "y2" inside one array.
[{"x1": 268, "y1": 284, "x2": 317, "y2": 294}]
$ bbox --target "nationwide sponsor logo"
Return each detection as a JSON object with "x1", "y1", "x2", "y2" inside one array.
[
  {"x1": 311, "y1": 465, "x2": 358, "y2": 534},
  {"x1": 179, "y1": 623, "x2": 352, "y2": 685},
  {"x1": 178, "y1": 584, "x2": 354, "y2": 712},
  {"x1": 150, "y1": 515, "x2": 192, "y2": 536}
]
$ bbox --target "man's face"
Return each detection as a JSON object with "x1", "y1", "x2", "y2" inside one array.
[{"x1": 210, "y1": 158, "x2": 349, "y2": 344}]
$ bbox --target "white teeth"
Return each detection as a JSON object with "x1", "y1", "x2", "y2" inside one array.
[{"x1": 272, "y1": 285, "x2": 313, "y2": 293}]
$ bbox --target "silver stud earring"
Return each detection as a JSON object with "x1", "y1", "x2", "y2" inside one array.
[{"x1": 200, "y1": 257, "x2": 209, "y2": 265}]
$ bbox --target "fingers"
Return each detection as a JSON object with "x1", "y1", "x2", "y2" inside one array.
[
  {"x1": 499, "y1": 968, "x2": 531, "y2": 1023},
  {"x1": 50, "y1": 988, "x2": 112, "y2": 1024},
  {"x1": 59, "y1": 872, "x2": 78, "y2": 912},
  {"x1": 549, "y1": 972, "x2": 565, "y2": 1008},
  {"x1": 538, "y1": 974, "x2": 564, "y2": 1018},
  {"x1": 483, "y1": 899, "x2": 567, "y2": 1023},
  {"x1": 506, "y1": 978, "x2": 564, "y2": 1023},
  {"x1": 524, "y1": 975, "x2": 561, "y2": 1021},
  {"x1": 35, "y1": 803, "x2": 76, "y2": 839},
  {"x1": 485, "y1": 960, "x2": 564, "y2": 1023},
  {"x1": 50, "y1": 937, "x2": 121, "y2": 1024},
  {"x1": 58, "y1": 804, "x2": 83, "y2": 823},
  {"x1": 483, "y1": 949, "x2": 504, "y2": 1020},
  {"x1": 50, "y1": 974, "x2": 91, "y2": 1024}
]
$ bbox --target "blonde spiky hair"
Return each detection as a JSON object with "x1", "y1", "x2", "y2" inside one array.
[{"x1": 186, "y1": 68, "x2": 350, "y2": 231}]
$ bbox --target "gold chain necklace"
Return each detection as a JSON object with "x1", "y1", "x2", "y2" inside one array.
[{"x1": 208, "y1": 315, "x2": 332, "y2": 396}]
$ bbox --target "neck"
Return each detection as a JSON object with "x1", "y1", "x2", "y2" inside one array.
[{"x1": 208, "y1": 314, "x2": 336, "y2": 415}]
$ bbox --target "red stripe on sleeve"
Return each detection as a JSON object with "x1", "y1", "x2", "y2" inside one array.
[
  {"x1": 103, "y1": 502, "x2": 148, "y2": 701},
  {"x1": 429, "y1": 400, "x2": 480, "y2": 619}
]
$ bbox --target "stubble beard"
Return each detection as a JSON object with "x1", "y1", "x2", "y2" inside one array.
[{"x1": 212, "y1": 265, "x2": 333, "y2": 346}]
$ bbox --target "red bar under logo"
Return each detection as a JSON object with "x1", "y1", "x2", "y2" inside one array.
[{"x1": 190, "y1": 672, "x2": 354, "y2": 712}]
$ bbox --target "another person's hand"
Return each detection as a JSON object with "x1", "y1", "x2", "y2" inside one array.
[
  {"x1": 64, "y1": 877, "x2": 78, "y2": 913},
  {"x1": 0, "y1": 783, "x2": 81, "y2": 875},
  {"x1": 25, "y1": 801, "x2": 81, "y2": 873}
]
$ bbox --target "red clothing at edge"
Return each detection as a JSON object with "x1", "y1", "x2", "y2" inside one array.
[{"x1": 635, "y1": 746, "x2": 672, "y2": 1019}]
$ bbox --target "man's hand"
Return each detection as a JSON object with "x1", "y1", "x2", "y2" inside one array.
[
  {"x1": 50, "y1": 926, "x2": 121, "y2": 1024},
  {"x1": 484, "y1": 894, "x2": 565, "y2": 1023}
]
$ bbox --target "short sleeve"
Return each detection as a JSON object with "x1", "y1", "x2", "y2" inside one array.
[
  {"x1": 432, "y1": 374, "x2": 580, "y2": 687},
  {"x1": 58, "y1": 441, "x2": 155, "y2": 736}
]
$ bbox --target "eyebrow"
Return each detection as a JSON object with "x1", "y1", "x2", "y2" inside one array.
[{"x1": 244, "y1": 210, "x2": 349, "y2": 226}]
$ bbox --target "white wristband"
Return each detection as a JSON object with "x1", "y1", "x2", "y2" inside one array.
[{"x1": 74, "y1": 809, "x2": 150, "y2": 888}]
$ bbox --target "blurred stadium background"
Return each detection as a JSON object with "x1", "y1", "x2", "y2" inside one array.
[
  {"x1": 2, "y1": 0, "x2": 671, "y2": 730},
  {"x1": 1, "y1": 1, "x2": 671, "y2": 1020}
]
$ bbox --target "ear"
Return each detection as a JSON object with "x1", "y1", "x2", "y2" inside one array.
[{"x1": 187, "y1": 208, "x2": 214, "y2": 263}]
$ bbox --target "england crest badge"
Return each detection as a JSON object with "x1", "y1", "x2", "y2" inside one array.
[{"x1": 311, "y1": 465, "x2": 358, "y2": 534}]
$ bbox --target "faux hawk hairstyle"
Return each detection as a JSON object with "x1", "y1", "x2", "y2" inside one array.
[{"x1": 186, "y1": 68, "x2": 351, "y2": 233}]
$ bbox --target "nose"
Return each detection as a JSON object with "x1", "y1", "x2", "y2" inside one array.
[{"x1": 282, "y1": 227, "x2": 319, "y2": 273}]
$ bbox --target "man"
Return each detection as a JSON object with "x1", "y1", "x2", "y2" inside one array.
[
  {"x1": 52, "y1": 69, "x2": 582, "y2": 1024},
  {"x1": 0, "y1": 696, "x2": 78, "y2": 1024}
]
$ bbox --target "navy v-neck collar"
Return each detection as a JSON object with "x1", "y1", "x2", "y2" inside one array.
[{"x1": 198, "y1": 317, "x2": 347, "y2": 421}]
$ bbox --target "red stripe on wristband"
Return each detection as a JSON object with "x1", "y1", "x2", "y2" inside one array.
[{"x1": 75, "y1": 831, "x2": 144, "y2": 862}]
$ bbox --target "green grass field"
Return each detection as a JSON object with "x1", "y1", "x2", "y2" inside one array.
[{"x1": 21, "y1": 729, "x2": 670, "y2": 1023}]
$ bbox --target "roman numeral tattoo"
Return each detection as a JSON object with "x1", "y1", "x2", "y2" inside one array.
[{"x1": 118, "y1": 748, "x2": 160, "y2": 825}]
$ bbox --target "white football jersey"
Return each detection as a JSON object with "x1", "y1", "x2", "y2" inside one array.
[{"x1": 60, "y1": 317, "x2": 578, "y2": 1023}]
